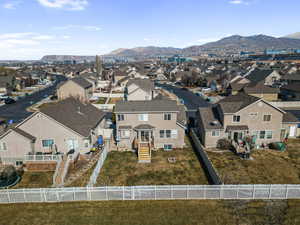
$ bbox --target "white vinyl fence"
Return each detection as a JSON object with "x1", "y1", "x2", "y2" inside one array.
[
  {"x1": 1, "y1": 185, "x2": 300, "y2": 204},
  {"x1": 87, "y1": 144, "x2": 109, "y2": 187}
]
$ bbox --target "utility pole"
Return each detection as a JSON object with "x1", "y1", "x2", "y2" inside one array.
[{"x1": 96, "y1": 55, "x2": 103, "y2": 80}]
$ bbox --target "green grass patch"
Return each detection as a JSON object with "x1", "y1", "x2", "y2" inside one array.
[{"x1": 12, "y1": 171, "x2": 54, "y2": 189}]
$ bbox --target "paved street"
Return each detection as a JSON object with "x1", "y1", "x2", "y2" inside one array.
[{"x1": 0, "y1": 75, "x2": 66, "y2": 122}]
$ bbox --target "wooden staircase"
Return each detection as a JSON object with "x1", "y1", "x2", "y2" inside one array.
[
  {"x1": 53, "y1": 155, "x2": 67, "y2": 187},
  {"x1": 138, "y1": 143, "x2": 151, "y2": 163}
]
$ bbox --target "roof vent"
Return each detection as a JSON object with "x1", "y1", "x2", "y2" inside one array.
[
  {"x1": 77, "y1": 106, "x2": 84, "y2": 115},
  {"x1": 210, "y1": 120, "x2": 219, "y2": 126}
]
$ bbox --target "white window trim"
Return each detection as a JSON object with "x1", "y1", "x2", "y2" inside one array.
[
  {"x1": 163, "y1": 144, "x2": 173, "y2": 150},
  {"x1": 232, "y1": 115, "x2": 241, "y2": 123},
  {"x1": 263, "y1": 114, "x2": 272, "y2": 122},
  {"x1": 0, "y1": 142, "x2": 7, "y2": 151},
  {"x1": 42, "y1": 139, "x2": 54, "y2": 148},
  {"x1": 164, "y1": 113, "x2": 172, "y2": 121},
  {"x1": 212, "y1": 130, "x2": 220, "y2": 137},
  {"x1": 138, "y1": 114, "x2": 149, "y2": 121},
  {"x1": 265, "y1": 130, "x2": 273, "y2": 139}
]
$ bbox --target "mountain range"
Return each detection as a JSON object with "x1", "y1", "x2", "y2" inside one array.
[{"x1": 41, "y1": 33, "x2": 300, "y2": 61}]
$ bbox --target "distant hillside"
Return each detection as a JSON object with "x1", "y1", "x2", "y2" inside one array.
[
  {"x1": 41, "y1": 55, "x2": 95, "y2": 62},
  {"x1": 182, "y1": 34, "x2": 300, "y2": 55},
  {"x1": 284, "y1": 32, "x2": 300, "y2": 40},
  {"x1": 106, "y1": 46, "x2": 182, "y2": 57},
  {"x1": 40, "y1": 33, "x2": 300, "y2": 61}
]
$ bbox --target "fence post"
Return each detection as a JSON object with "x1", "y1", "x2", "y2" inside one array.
[
  {"x1": 269, "y1": 185, "x2": 272, "y2": 199},
  {"x1": 219, "y1": 185, "x2": 222, "y2": 199},
  {"x1": 132, "y1": 186, "x2": 135, "y2": 200},
  {"x1": 171, "y1": 185, "x2": 173, "y2": 199},
  {"x1": 43, "y1": 188, "x2": 47, "y2": 202},
  {"x1": 186, "y1": 185, "x2": 189, "y2": 199},
  {"x1": 6, "y1": 189, "x2": 11, "y2": 203},
  {"x1": 106, "y1": 186, "x2": 108, "y2": 200},
  {"x1": 285, "y1": 185, "x2": 289, "y2": 199},
  {"x1": 23, "y1": 189, "x2": 27, "y2": 202},
  {"x1": 73, "y1": 187, "x2": 76, "y2": 201},
  {"x1": 204, "y1": 185, "x2": 206, "y2": 199},
  {"x1": 123, "y1": 186, "x2": 125, "y2": 200}
]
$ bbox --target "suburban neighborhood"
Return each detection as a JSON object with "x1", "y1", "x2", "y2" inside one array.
[{"x1": 1, "y1": 0, "x2": 300, "y2": 224}]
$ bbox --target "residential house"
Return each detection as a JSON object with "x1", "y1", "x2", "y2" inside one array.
[
  {"x1": 0, "y1": 98, "x2": 107, "y2": 166},
  {"x1": 115, "y1": 100, "x2": 186, "y2": 162},
  {"x1": 0, "y1": 75, "x2": 15, "y2": 95},
  {"x1": 281, "y1": 83, "x2": 300, "y2": 101},
  {"x1": 126, "y1": 78, "x2": 156, "y2": 101},
  {"x1": 197, "y1": 93, "x2": 299, "y2": 148},
  {"x1": 57, "y1": 77, "x2": 93, "y2": 102},
  {"x1": 244, "y1": 68, "x2": 281, "y2": 86}
]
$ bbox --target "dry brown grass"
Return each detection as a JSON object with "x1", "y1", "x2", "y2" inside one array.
[
  {"x1": 0, "y1": 200, "x2": 299, "y2": 225},
  {"x1": 108, "y1": 97, "x2": 123, "y2": 104},
  {"x1": 12, "y1": 171, "x2": 54, "y2": 189},
  {"x1": 96, "y1": 143, "x2": 208, "y2": 186},
  {"x1": 206, "y1": 139, "x2": 300, "y2": 184}
]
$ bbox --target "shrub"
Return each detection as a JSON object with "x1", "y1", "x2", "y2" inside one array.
[{"x1": 217, "y1": 138, "x2": 232, "y2": 150}]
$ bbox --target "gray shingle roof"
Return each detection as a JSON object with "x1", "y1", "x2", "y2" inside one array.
[
  {"x1": 245, "y1": 68, "x2": 274, "y2": 83},
  {"x1": 218, "y1": 92, "x2": 260, "y2": 114},
  {"x1": 40, "y1": 98, "x2": 106, "y2": 137},
  {"x1": 134, "y1": 124, "x2": 155, "y2": 130},
  {"x1": 71, "y1": 77, "x2": 92, "y2": 89},
  {"x1": 198, "y1": 107, "x2": 223, "y2": 130},
  {"x1": 281, "y1": 83, "x2": 300, "y2": 93},
  {"x1": 115, "y1": 100, "x2": 180, "y2": 113},
  {"x1": 283, "y1": 112, "x2": 300, "y2": 123},
  {"x1": 127, "y1": 78, "x2": 154, "y2": 93},
  {"x1": 244, "y1": 82, "x2": 279, "y2": 94}
]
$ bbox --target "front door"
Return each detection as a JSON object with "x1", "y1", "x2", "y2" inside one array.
[
  {"x1": 140, "y1": 131, "x2": 150, "y2": 143},
  {"x1": 233, "y1": 132, "x2": 243, "y2": 142}
]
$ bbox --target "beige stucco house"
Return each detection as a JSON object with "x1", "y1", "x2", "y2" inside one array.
[
  {"x1": 57, "y1": 77, "x2": 93, "y2": 102},
  {"x1": 197, "y1": 93, "x2": 299, "y2": 148},
  {"x1": 0, "y1": 98, "x2": 107, "y2": 166},
  {"x1": 126, "y1": 78, "x2": 156, "y2": 101},
  {"x1": 115, "y1": 100, "x2": 186, "y2": 162}
]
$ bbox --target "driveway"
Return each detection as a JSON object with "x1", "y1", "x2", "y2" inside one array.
[{"x1": 0, "y1": 75, "x2": 66, "y2": 123}]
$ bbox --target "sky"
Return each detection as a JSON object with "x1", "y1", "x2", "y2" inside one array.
[{"x1": 0, "y1": 0, "x2": 299, "y2": 60}]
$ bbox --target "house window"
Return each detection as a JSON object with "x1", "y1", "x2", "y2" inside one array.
[
  {"x1": 252, "y1": 131, "x2": 259, "y2": 139},
  {"x1": 42, "y1": 139, "x2": 54, "y2": 147},
  {"x1": 212, "y1": 130, "x2": 220, "y2": 137},
  {"x1": 266, "y1": 131, "x2": 273, "y2": 139},
  {"x1": 259, "y1": 131, "x2": 266, "y2": 139},
  {"x1": 233, "y1": 115, "x2": 240, "y2": 122},
  {"x1": 117, "y1": 114, "x2": 124, "y2": 121},
  {"x1": 138, "y1": 114, "x2": 148, "y2": 121},
  {"x1": 263, "y1": 115, "x2": 271, "y2": 122},
  {"x1": 0, "y1": 142, "x2": 7, "y2": 151},
  {"x1": 15, "y1": 161, "x2": 23, "y2": 166},
  {"x1": 120, "y1": 130, "x2": 130, "y2": 138},
  {"x1": 84, "y1": 139, "x2": 90, "y2": 148},
  {"x1": 171, "y1": 130, "x2": 178, "y2": 138},
  {"x1": 164, "y1": 144, "x2": 173, "y2": 151},
  {"x1": 159, "y1": 130, "x2": 165, "y2": 138},
  {"x1": 166, "y1": 130, "x2": 171, "y2": 138},
  {"x1": 164, "y1": 113, "x2": 172, "y2": 120}
]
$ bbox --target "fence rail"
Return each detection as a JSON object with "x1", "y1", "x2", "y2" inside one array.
[
  {"x1": 24, "y1": 155, "x2": 60, "y2": 161},
  {"x1": 1, "y1": 185, "x2": 300, "y2": 204}
]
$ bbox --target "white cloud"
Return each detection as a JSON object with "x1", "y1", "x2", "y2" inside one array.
[
  {"x1": 62, "y1": 35, "x2": 71, "y2": 39},
  {"x1": 53, "y1": 25, "x2": 101, "y2": 31},
  {"x1": 36, "y1": 0, "x2": 88, "y2": 11},
  {"x1": 2, "y1": 1, "x2": 22, "y2": 9},
  {"x1": 32, "y1": 35, "x2": 55, "y2": 40},
  {"x1": 228, "y1": 0, "x2": 258, "y2": 5},
  {"x1": 0, "y1": 32, "x2": 35, "y2": 39}
]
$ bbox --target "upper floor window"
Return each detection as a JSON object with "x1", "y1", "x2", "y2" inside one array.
[
  {"x1": 0, "y1": 142, "x2": 7, "y2": 151},
  {"x1": 164, "y1": 113, "x2": 172, "y2": 120},
  {"x1": 233, "y1": 115, "x2": 240, "y2": 123},
  {"x1": 263, "y1": 115, "x2": 271, "y2": 122},
  {"x1": 42, "y1": 139, "x2": 54, "y2": 147},
  {"x1": 117, "y1": 114, "x2": 124, "y2": 121},
  {"x1": 138, "y1": 114, "x2": 148, "y2": 121}
]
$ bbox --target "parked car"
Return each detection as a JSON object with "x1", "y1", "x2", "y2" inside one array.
[
  {"x1": 181, "y1": 87, "x2": 188, "y2": 91},
  {"x1": 4, "y1": 98, "x2": 16, "y2": 104}
]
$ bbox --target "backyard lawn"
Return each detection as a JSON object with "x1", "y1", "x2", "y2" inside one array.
[
  {"x1": 206, "y1": 139, "x2": 300, "y2": 184},
  {"x1": 96, "y1": 141, "x2": 208, "y2": 186},
  {"x1": 0, "y1": 200, "x2": 299, "y2": 225},
  {"x1": 12, "y1": 171, "x2": 54, "y2": 189}
]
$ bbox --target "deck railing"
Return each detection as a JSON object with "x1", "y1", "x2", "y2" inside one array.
[{"x1": 24, "y1": 155, "x2": 60, "y2": 161}]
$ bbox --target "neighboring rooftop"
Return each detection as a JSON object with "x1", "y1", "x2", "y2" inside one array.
[
  {"x1": 70, "y1": 77, "x2": 93, "y2": 89},
  {"x1": 218, "y1": 92, "x2": 260, "y2": 114},
  {"x1": 244, "y1": 68, "x2": 274, "y2": 83},
  {"x1": 127, "y1": 78, "x2": 155, "y2": 93},
  {"x1": 40, "y1": 98, "x2": 106, "y2": 137},
  {"x1": 198, "y1": 107, "x2": 223, "y2": 130}
]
